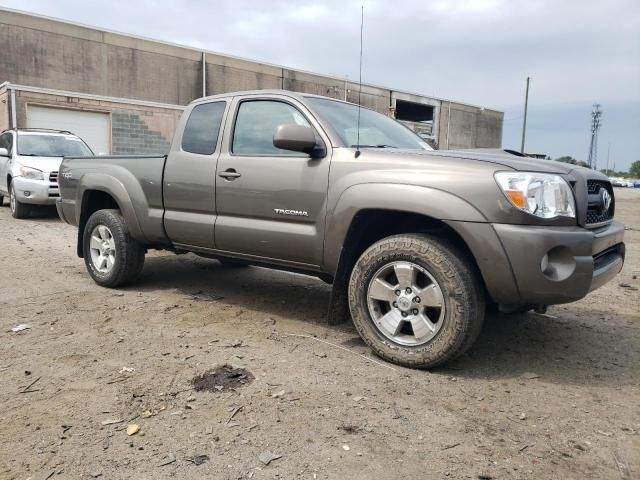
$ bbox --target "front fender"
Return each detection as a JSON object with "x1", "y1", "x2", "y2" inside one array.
[
  {"x1": 76, "y1": 173, "x2": 146, "y2": 242},
  {"x1": 323, "y1": 183, "x2": 487, "y2": 273}
]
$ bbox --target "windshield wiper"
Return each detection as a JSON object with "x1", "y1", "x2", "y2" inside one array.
[
  {"x1": 18, "y1": 153, "x2": 62, "y2": 157},
  {"x1": 350, "y1": 144, "x2": 397, "y2": 149}
]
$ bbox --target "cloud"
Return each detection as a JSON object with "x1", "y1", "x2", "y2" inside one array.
[{"x1": 3, "y1": 0, "x2": 639, "y2": 169}]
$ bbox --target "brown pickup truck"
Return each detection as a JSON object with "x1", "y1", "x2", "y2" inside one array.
[{"x1": 56, "y1": 90, "x2": 625, "y2": 368}]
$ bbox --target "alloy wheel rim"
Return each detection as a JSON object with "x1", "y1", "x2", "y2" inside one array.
[
  {"x1": 366, "y1": 261, "x2": 445, "y2": 346},
  {"x1": 89, "y1": 225, "x2": 116, "y2": 274}
]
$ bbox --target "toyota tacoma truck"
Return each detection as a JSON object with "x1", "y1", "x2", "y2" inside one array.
[
  {"x1": 0, "y1": 128, "x2": 94, "y2": 218},
  {"x1": 56, "y1": 90, "x2": 625, "y2": 368}
]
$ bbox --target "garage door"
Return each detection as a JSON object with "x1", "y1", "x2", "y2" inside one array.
[{"x1": 27, "y1": 106, "x2": 110, "y2": 154}]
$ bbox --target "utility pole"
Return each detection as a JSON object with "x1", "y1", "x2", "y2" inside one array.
[
  {"x1": 606, "y1": 142, "x2": 611, "y2": 175},
  {"x1": 520, "y1": 77, "x2": 530, "y2": 154},
  {"x1": 587, "y1": 104, "x2": 603, "y2": 169}
]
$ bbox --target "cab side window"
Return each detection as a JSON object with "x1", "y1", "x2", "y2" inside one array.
[
  {"x1": 181, "y1": 101, "x2": 226, "y2": 155},
  {"x1": 232, "y1": 100, "x2": 311, "y2": 156}
]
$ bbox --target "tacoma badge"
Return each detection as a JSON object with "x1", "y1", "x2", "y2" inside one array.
[{"x1": 274, "y1": 208, "x2": 309, "y2": 217}]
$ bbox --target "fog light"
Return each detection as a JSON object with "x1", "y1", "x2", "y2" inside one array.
[
  {"x1": 540, "y1": 246, "x2": 576, "y2": 281},
  {"x1": 23, "y1": 191, "x2": 31, "y2": 197}
]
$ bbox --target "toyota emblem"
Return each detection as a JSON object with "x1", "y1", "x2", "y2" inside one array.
[{"x1": 599, "y1": 188, "x2": 612, "y2": 214}]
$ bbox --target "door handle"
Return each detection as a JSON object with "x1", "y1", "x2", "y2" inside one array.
[{"x1": 218, "y1": 168, "x2": 241, "y2": 180}]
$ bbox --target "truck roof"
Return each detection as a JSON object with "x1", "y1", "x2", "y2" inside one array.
[{"x1": 189, "y1": 89, "x2": 353, "y2": 107}]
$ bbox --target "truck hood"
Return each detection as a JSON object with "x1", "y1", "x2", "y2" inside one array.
[
  {"x1": 16, "y1": 156, "x2": 64, "y2": 173},
  {"x1": 356, "y1": 147, "x2": 583, "y2": 174},
  {"x1": 436, "y1": 148, "x2": 576, "y2": 173}
]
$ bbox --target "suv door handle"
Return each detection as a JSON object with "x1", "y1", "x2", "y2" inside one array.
[{"x1": 218, "y1": 168, "x2": 241, "y2": 180}]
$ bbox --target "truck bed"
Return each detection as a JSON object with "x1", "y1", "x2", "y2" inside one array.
[{"x1": 57, "y1": 155, "x2": 169, "y2": 245}]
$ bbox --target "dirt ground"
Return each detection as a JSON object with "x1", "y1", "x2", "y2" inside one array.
[{"x1": 0, "y1": 189, "x2": 638, "y2": 480}]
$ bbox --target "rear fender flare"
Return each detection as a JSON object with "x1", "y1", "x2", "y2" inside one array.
[{"x1": 76, "y1": 173, "x2": 146, "y2": 242}]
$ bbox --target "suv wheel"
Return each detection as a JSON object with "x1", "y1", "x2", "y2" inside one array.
[
  {"x1": 9, "y1": 182, "x2": 30, "y2": 219},
  {"x1": 348, "y1": 234, "x2": 485, "y2": 369},
  {"x1": 83, "y1": 209, "x2": 145, "y2": 287}
]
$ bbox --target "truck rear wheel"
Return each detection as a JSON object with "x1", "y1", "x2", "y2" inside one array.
[
  {"x1": 83, "y1": 209, "x2": 145, "y2": 287},
  {"x1": 348, "y1": 234, "x2": 485, "y2": 369},
  {"x1": 9, "y1": 182, "x2": 31, "y2": 219}
]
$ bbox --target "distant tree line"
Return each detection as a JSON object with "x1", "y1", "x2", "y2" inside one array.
[
  {"x1": 552, "y1": 156, "x2": 590, "y2": 168},
  {"x1": 544, "y1": 157, "x2": 640, "y2": 178}
]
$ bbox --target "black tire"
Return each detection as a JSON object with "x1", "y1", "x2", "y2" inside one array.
[
  {"x1": 348, "y1": 234, "x2": 485, "y2": 369},
  {"x1": 9, "y1": 182, "x2": 31, "y2": 219},
  {"x1": 82, "y1": 209, "x2": 145, "y2": 287}
]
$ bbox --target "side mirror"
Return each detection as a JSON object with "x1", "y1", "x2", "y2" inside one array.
[
  {"x1": 273, "y1": 124, "x2": 325, "y2": 158},
  {"x1": 0, "y1": 147, "x2": 8, "y2": 157}
]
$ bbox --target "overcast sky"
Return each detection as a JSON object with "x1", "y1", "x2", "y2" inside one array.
[{"x1": 4, "y1": 0, "x2": 640, "y2": 170}]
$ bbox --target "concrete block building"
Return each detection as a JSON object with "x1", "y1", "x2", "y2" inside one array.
[{"x1": 0, "y1": 7, "x2": 503, "y2": 155}]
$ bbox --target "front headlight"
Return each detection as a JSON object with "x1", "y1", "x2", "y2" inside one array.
[
  {"x1": 495, "y1": 172, "x2": 575, "y2": 219},
  {"x1": 18, "y1": 166, "x2": 44, "y2": 181}
]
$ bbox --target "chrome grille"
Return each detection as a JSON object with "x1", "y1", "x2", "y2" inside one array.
[{"x1": 48, "y1": 171, "x2": 59, "y2": 198}]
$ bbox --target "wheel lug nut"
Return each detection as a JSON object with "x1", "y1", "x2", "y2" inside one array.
[
  {"x1": 395, "y1": 290, "x2": 401, "y2": 296},
  {"x1": 412, "y1": 309, "x2": 419, "y2": 315},
  {"x1": 405, "y1": 287, "x2": 412, "y2": 294},
  {"x1": 401, "y1": 311, "x2": 408, "y2": 317},
  {"x1": 414, "y1": 297, "x2": 421, "y2": 303},
  {"x1": 392, "y1": 301, "x2": 398, "y2": 308}
]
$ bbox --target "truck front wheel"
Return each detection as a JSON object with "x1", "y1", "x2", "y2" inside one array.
[
  {"x1": 348, "y1": 234, "x2": 485, "y2": 369},
  {"x1": 83, "y1": 209, "x2": 145, "y2": 287}
]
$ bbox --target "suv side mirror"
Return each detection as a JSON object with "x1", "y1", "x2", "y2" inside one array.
[
  {"x1": 0, "y1": 147, "x2": 8, "y2": 157},
  {"x1": 273, "y1": 124, "x2": 325, "y2": 158}
]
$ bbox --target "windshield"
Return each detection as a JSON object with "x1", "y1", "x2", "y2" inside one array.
[
  {"x1": 306, "y1": 97, "x2": 432, "y2": 150},
  {"x1": 17, "y1": 134, "x2": 94, "y2": 157}
]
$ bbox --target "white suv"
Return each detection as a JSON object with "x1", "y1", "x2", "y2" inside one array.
[{"x1": 0, "y1": 129, "x2": 94, "y2": 218}]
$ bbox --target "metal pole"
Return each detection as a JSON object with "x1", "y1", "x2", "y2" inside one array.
[
  {"x1": 520, "y1": 77, "x2": 530, "y2": 154},
  {"x1": 606, "y1": 143, "x2": 611, "y2": 174},
  {"x1": 10, "y1": 86, "x2": 17, "y2": 128},
  {"x1": 446, "y1": 101, "x2": 451, "y2": 149},
  {"x1": 202, "y1": 51, "x2": 207, "y2": 98},
  {"x1": 593, "y1": 134, "x2": 598, "y2": 170}
]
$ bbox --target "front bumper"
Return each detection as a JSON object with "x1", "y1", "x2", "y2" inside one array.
[
  {"x1": 493, "y1": 221, "x2": 625, "y2": 305},
  {"x1": 12, "y1": 176, "x2": 59, "y2": 205}
]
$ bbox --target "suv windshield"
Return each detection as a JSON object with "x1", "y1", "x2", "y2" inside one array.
[
  {"x1": 17, "y1": 133, "x2": 93, "y2": 157},
  {"x1": 306, "y1": 97, "x2": 432, "y2": 150}
]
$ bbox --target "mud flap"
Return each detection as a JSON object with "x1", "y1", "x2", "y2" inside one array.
[{"x1": 327, "y1": 255, "x2": 351, "y2": 325}]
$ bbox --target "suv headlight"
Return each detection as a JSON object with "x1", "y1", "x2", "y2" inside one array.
[
  {"x1": 18, "y1": 166, "x2": 44, "y2": 181},
  {"x1": 495, "y1": 172, "x2": 575, "y2": 219}
]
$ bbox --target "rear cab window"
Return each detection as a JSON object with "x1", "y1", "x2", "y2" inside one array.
[{"x1": 181, "y1": 101, "x2": 226, "y2": 155}]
